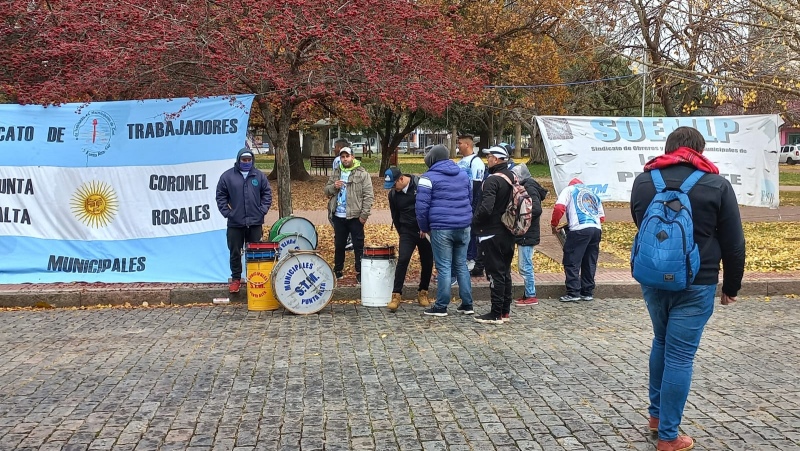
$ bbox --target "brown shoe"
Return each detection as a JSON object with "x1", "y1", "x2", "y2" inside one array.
[
  {"x1": 417, "y1": 290, "x2": 430, "y2": 307},
  {"x1": 387, "y1": 293, "x2": 402, "y2": 311},
  {"x1": 657, "y1": 435, "x2": 694, "y2": 451},
  {"x1": 649, "y1": 416, "x2": 659, "y2": 432}
]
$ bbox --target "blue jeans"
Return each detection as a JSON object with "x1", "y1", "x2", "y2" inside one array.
[
  {"x1": 518, "y1": 245, "x2": 536, "y2": 297},
  {"x1": 430, "y1": 228, "x2": 473, "y2": 309},
  {"x1": 643, "y1": 284, "x2": 716, "y2": 441}
]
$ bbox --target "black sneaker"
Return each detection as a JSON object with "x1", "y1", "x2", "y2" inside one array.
[
  {"x1": 423, "y1": 306, "x2": 448, "y2": 317},
  {"x1": 580, "y1": 295, "x2": 594, "y2": 301},
  {"x1": 335, "y1": 271, "x2": 344, "y2": 280},
  {"x1": 473, "y1": 313, "x2": 503, "y2": 324},
  {"x1": 470, "y1": 267, "x2": 484, "y2": 277},
  {"x1": 559, "y1": 295, "x2": 581, "y2": 302},
  {"x1": 456, "y1": 304, "x2": 474, "y2": 315}
]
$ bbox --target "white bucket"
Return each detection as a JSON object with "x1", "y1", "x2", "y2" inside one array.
[{"x1": 361, "y1": 257, "x2": 396, "y2": 307}]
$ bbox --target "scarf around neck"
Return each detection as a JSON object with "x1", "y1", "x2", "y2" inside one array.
[
  {"x1": 643, "y1": 146, "x2": 719, "y2": 174},
  {"x1": 339, "y1": 158, "x2": 361, "y2": 173}
]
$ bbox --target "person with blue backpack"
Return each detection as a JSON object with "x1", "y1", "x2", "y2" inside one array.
[{"x1": 630, "y1": 126, "x2": 745, "y2": 451}]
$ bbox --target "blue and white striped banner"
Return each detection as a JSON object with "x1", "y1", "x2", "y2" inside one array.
[{"x1": 0, "y1": 95, "x2": 255, "y2": 283}]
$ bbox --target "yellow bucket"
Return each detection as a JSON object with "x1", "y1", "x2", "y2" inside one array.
[{"x1": 246, "y1": 260, "x2": 280, "y2": 311}]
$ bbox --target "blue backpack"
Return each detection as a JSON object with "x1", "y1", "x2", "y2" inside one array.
[{"x1": 630, "y1": 169, "x2": 705, "y2": 291}]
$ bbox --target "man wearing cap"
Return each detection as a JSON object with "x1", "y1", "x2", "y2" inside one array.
[
  {"x1": 384, "y1": 167, "x2": 434, "y2": 311},
  {"x1": 324, "y1": 146, "x2": 374, "y2": 283},
  {"x1": 216, "y1": 148, "x2": 273, "y2": 293},
  {"x1": 550, "y1": 178, "x2": 605, "y2": 302},
  {"x1": 471, "y1": 145, "x2": 517, "y2": 324},
  {"x1": 416, "y1": 144, "x2": 474, "y2": 317}
]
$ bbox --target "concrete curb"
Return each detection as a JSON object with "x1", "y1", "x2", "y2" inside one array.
[{"x1": 2, "y1": 278, "x2": 799, "y2": 309}]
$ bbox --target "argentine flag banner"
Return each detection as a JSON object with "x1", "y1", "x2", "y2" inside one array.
[{"x1": 0, "y1": 95, "x2": 255, "y2": 283}]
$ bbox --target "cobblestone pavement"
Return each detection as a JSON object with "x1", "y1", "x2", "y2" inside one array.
[{"x1": 1, "y1": 297, "x2": 799, "y2": 451}]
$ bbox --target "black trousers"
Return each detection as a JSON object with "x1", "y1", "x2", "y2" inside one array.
[
  {"x1": 482, "y1": 232, "x2": 515, "y2": 317},
  {"x1": 562, "y1": 227, "x2": 602, "y2": 297},
  {"x1": 332, "y1": 216, "x2": 365, "y2": 274},
  {"x1": 227, "y1": 225, "x2": 263, "y2": 280},
  {"x1": 393, "y1": 230, "x2": 433, "y2": 294}
]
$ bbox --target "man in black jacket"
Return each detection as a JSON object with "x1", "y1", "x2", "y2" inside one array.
[
  {"x1": 511, "y1": 164, "x2": 548, "y2": 306},
  {"x1": 384, "y1": 167, "x2": 433, "y2": 311},
  {"x1": 630, "y1": 126, "x2": 745, "y2": 451},
  {"x1": 472, "y1": 145, "x2": 516, "y2": 324}
]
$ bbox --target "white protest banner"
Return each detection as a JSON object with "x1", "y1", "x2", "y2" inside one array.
[{"x1": 535, "y1": 115, "x2": 781, "y2": 208}]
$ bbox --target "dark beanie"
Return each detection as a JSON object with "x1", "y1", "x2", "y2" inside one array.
[{"x1": 424, "y1": 144, "x2": 449, "y2": 168}]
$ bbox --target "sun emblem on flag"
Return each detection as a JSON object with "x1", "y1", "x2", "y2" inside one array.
[{"x1": 70, "y1": 181, "x2": 119, "y2": 228}]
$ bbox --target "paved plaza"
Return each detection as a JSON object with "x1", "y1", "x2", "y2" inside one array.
[{"x1": 1, "y1": 297, "x2": 799, "y2": 450}]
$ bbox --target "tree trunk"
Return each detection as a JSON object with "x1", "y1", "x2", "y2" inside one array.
[
  {"x1": 488, "y1": 114, "x2": 495, "y2": 148},
  {"x1": 269, "y1": 129, "x2": 311, "y2": 182},
  {"x1": 260, "y1": 99, "x2": 293, "y2": 218},
  {"x1": 450, "y1": 124, "x2": 458, "y2": 158},
  {"x1": 527, "y1": 120, "x2": 548, "y2": 164},
  {"x1": 513, "y1": 121, "x2": 522, "y2": 160},
  {"x1": 288, "y1": 130, "x2": 311, "y2": 181}
]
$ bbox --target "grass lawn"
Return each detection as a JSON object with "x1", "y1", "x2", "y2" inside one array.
[{"x1": 254, "y1": 153, "x2": 552, "y2": 178}]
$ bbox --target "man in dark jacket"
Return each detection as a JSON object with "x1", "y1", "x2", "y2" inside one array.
[
  {"x1": 511, "y1": 164, "x2": 547, "y2": 306},
  {"x1": 216, "y1": 148, "x2": 272, "y2": 293},
  {"x1": 416, "y1": 145, "x2": 474, "y2": 317},
  {"x1": 630, "y1": 126, "x2": 745, "y2": 451},
  {"x1": 384, "y1": 167, "x2": 434, "y2": 311},
  {"x1": 472, "y1": 145, "x2": 516, "y2": 324}
]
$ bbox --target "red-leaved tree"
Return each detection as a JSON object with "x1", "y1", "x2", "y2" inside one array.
[{"x1": 1, "y1": 0, "x2": 485, "y2": 216}]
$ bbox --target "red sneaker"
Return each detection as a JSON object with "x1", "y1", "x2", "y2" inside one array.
[
  {"x1": 501, "y1": 313, "x2": 511, "y2": 323},
  {"x1": 516, "y1": 297, "x2": 539, "y2": 306},
  {"x1": 229, "y1": 279, "x2": 241, "y2": 293},
  {"x1": 657, "y1": 435, "x2": 694, "y2": 451},
  {"x1": 649, "y1": 416, "x2": 659, "y2": 432}
]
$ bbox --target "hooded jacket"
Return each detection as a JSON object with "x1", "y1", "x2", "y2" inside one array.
[
  {"x1": 472, "y1": 161, "x2": 514, "y2": 236},
  {"x1": 416, "y1": 159, "x2": 473, "y2": 232},
  {"x1": 511, "y1": 164, "x2": 548, "y2": 246},
  {"x1": 215, "y1": 148, "x2": 272, "y2": 227}
]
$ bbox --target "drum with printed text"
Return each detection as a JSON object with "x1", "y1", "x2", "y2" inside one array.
[
  {"x1": 272, "y1": 233, "x2": 314, "y2": 261},
  {"x1": 270, "y1": 250, "x2": 335, "y2": 314},
  {"x1": 269, "y1": 216, "x2": 318, "y2": 249}
]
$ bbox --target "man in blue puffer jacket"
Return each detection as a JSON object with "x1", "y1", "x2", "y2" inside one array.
[
  {"x1": 216, "y1": 148, "x2": 273, "y2": 293},
  {"x1": 415, "y1": 145, "x2": 474, "y2": 317}
]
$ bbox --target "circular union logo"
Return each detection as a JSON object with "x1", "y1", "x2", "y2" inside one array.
[
  {"x1": 251, "y1": 179, "x2": 259, "y2": 186},
  {"x1": 576, "y1": 188, "x2": 600, "y2": 216},
  {"x1": 73, "y1": 111, "x2": 116, "y2": 157},
  {"x1": 248, "y1": 271, "x2": 269, "y2": 298},
  {"x1": 70, "y1": 181, "x2": 119, "y2": 228}
]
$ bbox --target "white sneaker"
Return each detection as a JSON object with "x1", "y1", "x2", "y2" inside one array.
[{"x1": 467, "y1": 260, "x2": 475, "y2": 271}]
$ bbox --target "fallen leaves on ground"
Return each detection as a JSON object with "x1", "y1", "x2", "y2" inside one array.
[{"x1": 599, "y1": 222, "x2": 800, "y2": 272}]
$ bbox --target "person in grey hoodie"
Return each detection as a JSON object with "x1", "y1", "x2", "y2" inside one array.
[
  {"x1": 510, "y1": 164, "x2": 548, "y2": 306},
  {"x1": 216, "y1": 148, "x2": 273, "y2": 293}
]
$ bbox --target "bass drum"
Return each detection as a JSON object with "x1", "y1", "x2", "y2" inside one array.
[
  {"x1": 270, "y1": 250, "x2": 335, "y2": 315},
  {"x1": 269, "y1": 216, "x2": 318, "y2": 249},
  {"x1": 272, "y1": 233, "x2": 314, "y2": 261}
]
